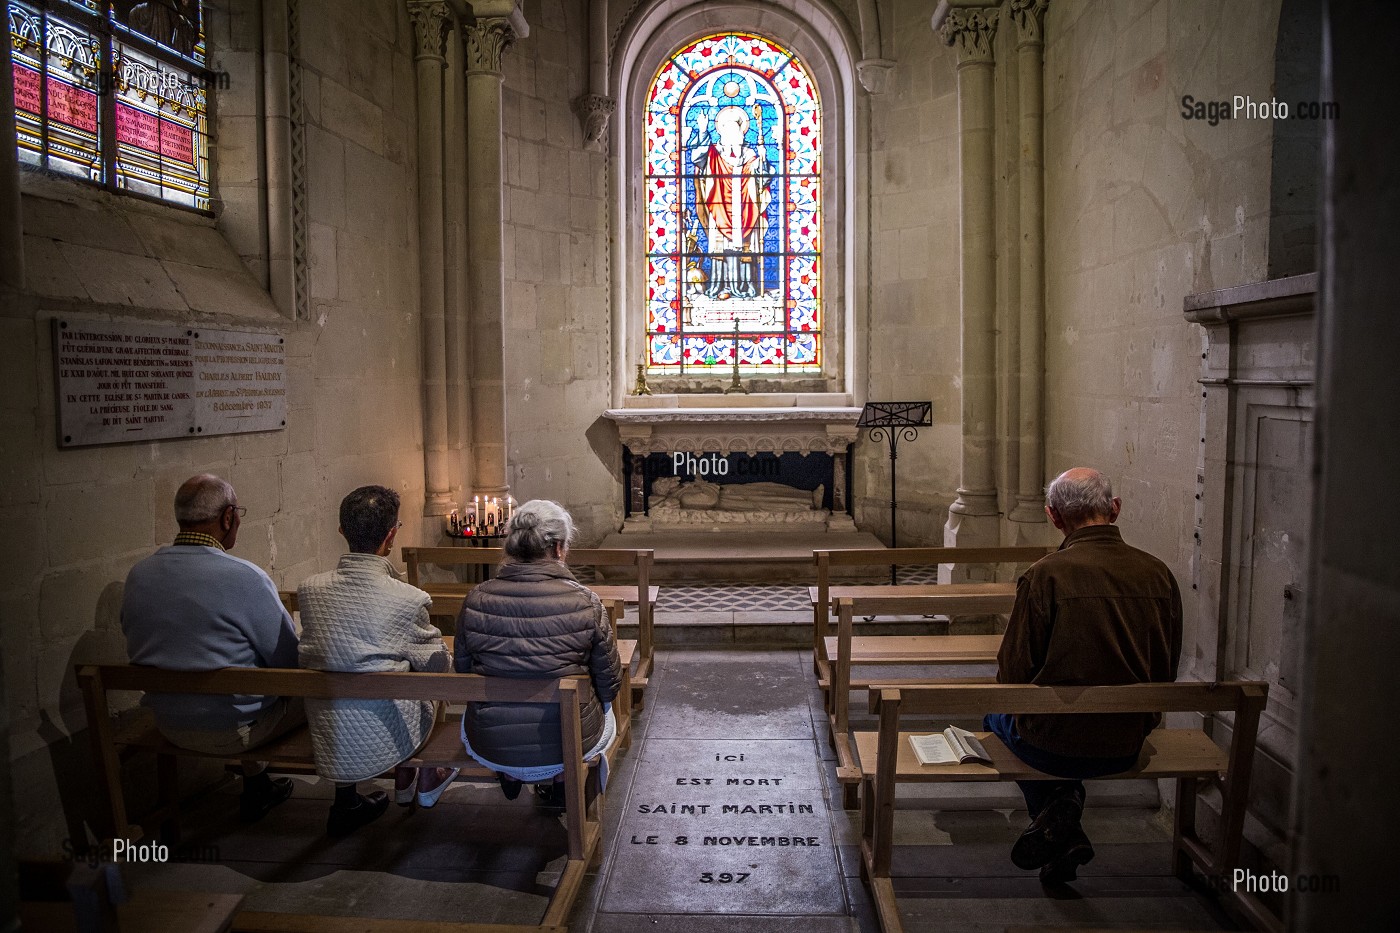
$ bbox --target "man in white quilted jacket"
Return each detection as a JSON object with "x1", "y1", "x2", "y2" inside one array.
[{"x1": 297, "y1": 485, "x2": 457, "y2": 837}]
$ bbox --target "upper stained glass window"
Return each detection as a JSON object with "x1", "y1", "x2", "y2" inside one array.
[
  {"x1": 645, "y1": 32, "x2": 821, "y2": 374},
  {"x1": 9, "y1": 1, "x2": 210, "y2": 209}
]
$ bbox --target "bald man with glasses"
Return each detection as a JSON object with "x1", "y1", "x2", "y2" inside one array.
[{"x1": 121, "y1": 473, "x2": 302, "y2": 822}]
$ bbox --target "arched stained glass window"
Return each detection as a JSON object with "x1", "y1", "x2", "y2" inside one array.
[
  {"x1": 645, "y1": 32, "x2": 821, "y2": 374},
  {"x1": 9, "y1": 1, "x2": 212, "y2": 210}
]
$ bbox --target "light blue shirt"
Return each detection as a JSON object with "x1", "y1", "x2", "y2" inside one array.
[{"x1": 121, "y1": 545, "x2": 299, "y2": 731}]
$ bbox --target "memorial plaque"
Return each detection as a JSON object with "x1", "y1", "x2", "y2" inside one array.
[
  {"x1": 602, "y1": 739, "x2": 844, "y2": 915},
  {"x1": 53, "y1": 317, "x2": 286, "y2": 447}
]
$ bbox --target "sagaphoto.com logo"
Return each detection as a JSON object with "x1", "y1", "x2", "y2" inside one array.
[{"x1": 1181, "y1": 94, "x2": 1340, "y2": 126}]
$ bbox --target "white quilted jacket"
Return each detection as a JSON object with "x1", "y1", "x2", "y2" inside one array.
[{"x1": 297, "y1": 554, "x2": 449, "y2": 782}]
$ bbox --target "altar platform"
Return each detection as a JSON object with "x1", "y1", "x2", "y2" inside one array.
[{"x1": 597, "y1": 530, "x2": 885, "y2": 582}]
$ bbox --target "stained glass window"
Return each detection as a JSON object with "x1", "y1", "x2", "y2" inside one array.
[
  {"x1": 9, "y1": 1, "x2": 210, "y2": 210},
  {"x1": 645, "y1": 32, "x2": 822, "y2": 374}
]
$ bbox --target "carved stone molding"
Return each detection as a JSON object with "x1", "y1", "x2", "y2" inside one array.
[
  {"x1": 1008, "y1": 0, "x2": 1049, "y2": 47},
  {"x1": 572, "y1": 93, "x2": 615, "y2": 149},
  {"x1": 463, "y1": 18, "x2": 517, "y2": 75},
  {"x1": 407, "y1": 1, "x2": 451, "y2": 62},
  {"x1": 938, "y1": 7, "x2": 999, "y2": 65},
  {"x1": 856, "y1": 58, "x2": 896, "y2": 94},
  {"x1": 288, "y1": 0, "x2": 309, "y2": 321},
  {"x1": 604, "y1": 407, "x2": 861, "y2": 456}
]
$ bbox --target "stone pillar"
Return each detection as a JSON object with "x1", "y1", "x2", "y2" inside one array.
[
  {"x1": 0, "y1": 25, "x2": 25, "y2": 290},
  {"x1": 444, "y1": 23, "x2": 472, "y2": 502},
  {"x1": 1009, "y1": 0, "x2": 1049, "y2": 525},
  {"x1": 464, "y1": 16, "x2": 519, "y2": 497},
  {"x1": 409, "y1": 1, "x2": 455, "y2": 516},
  {"x1": 938, "y1": 7, "x2": 1001, "y2": 550}
]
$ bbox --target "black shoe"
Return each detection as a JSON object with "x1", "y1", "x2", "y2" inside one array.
[
  {"x1": 326, "y1": 791, "x2": 390, "y2": 837},
  {"x1": 239, "y1": 777, "x2": 294, "y2": 823},
  {"x1": 533, "y1": 782, "x2": 566, "y2": 810},
  {"x1": 1011, "y1": 790, "x2": 1085, "y2": 870},
  {"x1": 1038, "y1": 829, "x2": 1095, "y2": 884},
  {"x1": 498, "y1": 774, "x2": 523, "y2": 800}
]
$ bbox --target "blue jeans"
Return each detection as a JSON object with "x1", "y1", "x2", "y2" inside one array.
[{"x1": 983, "y1": 714, "x2": 1140, "y2": 819}]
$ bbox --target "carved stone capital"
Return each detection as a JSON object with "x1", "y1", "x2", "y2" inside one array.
[
  {"x1": 572, "y1": 93, "x2": 615, "y2": 149},
  {"x1": 463, "y1": 18, "x2": 517, "y2": 75},
  {"x1": 938, "y1": 7, "x2": 999, "y2": 65},
  {"x1": 856, "y1": 58, "x2": 896, "y2": 95},
  {"x1": 407, "y1": 1, "x2": 451, "y2": 62},
  {"x1": 1008, "y1": 0, "x2": 1049, "y2": 48}
]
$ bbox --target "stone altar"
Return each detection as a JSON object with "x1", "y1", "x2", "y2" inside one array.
[{"x1": 602, "y1": 399, "x2": 861, "y2": 533}]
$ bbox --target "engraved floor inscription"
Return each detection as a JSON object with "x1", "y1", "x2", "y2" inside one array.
[{"x1": 602, "y1": 738, "x2": 844, "y2": 914}]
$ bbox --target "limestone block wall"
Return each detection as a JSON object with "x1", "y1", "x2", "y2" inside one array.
[
  {"x1": 855, "y1": 0, "x2": 964, "y2": 546},
  {"x1": 500, "y1": 0, "x2": 618, "y2": 543},
  {"x1": 0, "y1": 0, "x2": 425, "y2": 854},
  {"x1": 1042, "y1": 0, "x2": 1279, "y2": 609}
]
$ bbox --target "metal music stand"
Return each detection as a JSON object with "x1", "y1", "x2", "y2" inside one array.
[{"x1": 858, "y1": 401, "x2": 933, "y2": 583}]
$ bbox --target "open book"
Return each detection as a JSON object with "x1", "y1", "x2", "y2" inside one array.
[{"x1": 909, "y1": 726, "x2": 993, "y2": 766}]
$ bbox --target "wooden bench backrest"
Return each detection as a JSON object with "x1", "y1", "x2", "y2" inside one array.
[
  {"x1": 80, "y1": 664, "x2": 578, "y2": 705},
  {"x1": 813, "y1": 546, "x2": 1053, "y2": 614},
  {"x1": 401, "y1": 546, "x2": 654, "y2": 587},
  {"x1": 76, "y1": 664, "x2": 597, "y2": 859},
  {"x1": 816, "y1": 545, "x2": 1055, "y2": 570},
  {"x1": 867, "y1": 681, "x2": 1268, "y2": 718},
  {"x1": 837, "y1": 593, "x2": 1015, "y2": 618},
  {"x1": 401, "y1": 546, "x2": 505, "y2": 587}
]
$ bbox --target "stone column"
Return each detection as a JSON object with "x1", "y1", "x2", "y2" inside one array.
[
  {"x1": 938, "y1": 7, "x2": 1001, "y2": 550},
  {"x1": 464, "y1": 16, "x2": 519, "y2": 497},
  {"x1": 1009, "y1": 0, "x2": 1049, "y2": 525},
  {"x1": 0, "y1": 27, "x2": 25, "y2": 290},
  {"x1": 444, "y1": 24, "x2": 471, "y2": 502},
  {"x1": 409, "y1": 1, "x2": 455, "y2": 516}
]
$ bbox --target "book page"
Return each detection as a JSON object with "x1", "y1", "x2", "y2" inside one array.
[
  {"x1": 946, "y1": 726, "x2": 991, "y2": 764},
  {"x1": 909, "y1": 732, "x2": 957, "y2": 765}
]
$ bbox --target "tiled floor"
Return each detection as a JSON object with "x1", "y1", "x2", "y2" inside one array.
[{"x1": 123, "y1": 646, "x2": 1242, "y2": 932}]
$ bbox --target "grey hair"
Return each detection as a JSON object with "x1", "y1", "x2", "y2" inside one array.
[
  {"x1": 503, "y1": 499, "x2": 575, "y2": 561},
  {"x1": 174, "y1": 474, "x2": 236, "y2": 525},
  {"x1": 1046, "y1": 469, "x2": 1115, "y2": 524}
]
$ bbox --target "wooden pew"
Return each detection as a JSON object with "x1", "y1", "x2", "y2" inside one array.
[
  {"x1": 809, "y1": 546, "x2": 1053, "y2": 686},
  {"x1": 401, "y1": 546, "x2": 658, "y2": 706},
  {"x1": 854, "y1": 681, "x2": 1269, "y2": 933},
  {"x1": 76, "y1": 663, "x2": 611, "y2": 933},
  {"x1": 826, "y1": 594, "x2": 1007, "y2": 807}
]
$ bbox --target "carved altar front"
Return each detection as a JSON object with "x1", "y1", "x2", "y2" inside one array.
[{"x1": 603, "y1": 402, "x2": 861, "y2": 533}]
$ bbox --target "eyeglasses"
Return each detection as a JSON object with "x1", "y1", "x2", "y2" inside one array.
[{"x1": 227, "y1": 505, "x2": 247, "y2": 518}]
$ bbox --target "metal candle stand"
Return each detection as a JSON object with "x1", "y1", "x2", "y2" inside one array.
[{"x1": 857, "y1": 401, "x2": 933, "y2": 584}]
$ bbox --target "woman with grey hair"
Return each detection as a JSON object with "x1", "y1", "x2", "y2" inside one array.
[{"x1": 454, "y1": 500, "x2": 623, "y2": 804}]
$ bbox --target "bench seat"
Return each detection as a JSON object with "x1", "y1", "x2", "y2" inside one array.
[{"x1": 854, "y1": 728, "x2": 1227, "y2": 782}]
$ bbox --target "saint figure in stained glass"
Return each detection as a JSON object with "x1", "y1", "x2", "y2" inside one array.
[
  {"x1": 693, "y1": 106, "x2": 771, "y2": 299},
  {"x1": 645, "y1": 32, "x2": 822, "y2": 374}
]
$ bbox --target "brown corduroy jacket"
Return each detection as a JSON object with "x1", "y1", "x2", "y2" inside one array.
[{"x1": 997, "y1": 524, "x2": 1183, "y2": 758}]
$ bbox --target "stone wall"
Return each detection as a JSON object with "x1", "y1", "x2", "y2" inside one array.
[
  {"x1": 500, "y1": 0, "x2": 618, "y2": 543},
  {"x1": 1042, "y1": 0, "x2": 1280, "y2": 598},
  {"x1": 0, "y1": 0, "x2": 425, "y2": 854},
  {"x1": 854, "y1": 0, "x2": 964, "y2": 546}
]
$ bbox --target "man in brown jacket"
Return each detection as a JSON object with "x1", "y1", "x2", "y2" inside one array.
[{"x1": 987, "y1": 468, "x2": 1183, "y2": 884}]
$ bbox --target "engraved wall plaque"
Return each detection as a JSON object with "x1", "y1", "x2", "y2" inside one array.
[{"x1": 53, "y1": 317, "x2": 286, "y2": 447}]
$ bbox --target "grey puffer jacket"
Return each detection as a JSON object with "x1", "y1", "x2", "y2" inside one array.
[{"x1": 454, "y1": 559, "x2": 622, "y2": 767}]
